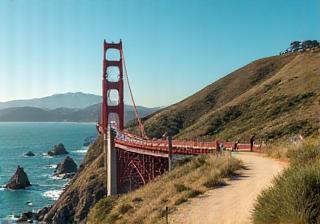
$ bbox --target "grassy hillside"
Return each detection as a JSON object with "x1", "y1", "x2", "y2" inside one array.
[
  {"x1": 129, "y1": 50, "x2": 320, "y2": 141},
  {"x1": 88, "y1": 153, "x2": 241, "y2": 224}
]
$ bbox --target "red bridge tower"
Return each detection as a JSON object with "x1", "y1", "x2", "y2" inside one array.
[
  {"x1": 100, "y1": 40, "x2": 124, "y2": 133},
  {"x1": 100, "y1": 40, "x2": 124, "y2": 196}
]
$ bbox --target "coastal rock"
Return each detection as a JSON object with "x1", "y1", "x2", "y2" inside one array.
[
  {"x1": 5, "y1": 166, "x2": 31, "y2": 189},
  {"x1": 54, "y1": 156, "x2": 77, "y2": 175},
  {"x1": 83, "y1": 136, "x2": 96, "y2": 147},
  {"x1": 41, "y1": 138, "x2": 105, "y2": 224},
  {"x1": 24, "y1": 151, "x2": 35, "y2": 156},
  {"x1": 47, "y1": 143, "x2": 69, "y2": 156},
  {"x1": 59, "y1": 173, "x2": 76, "y2": 179},
  {"x1": 17, "y1": 211, "x2": 40, "y2": 223},
  {"x1": 37, "y1": 206, "x2": 50, "y2": 221}
]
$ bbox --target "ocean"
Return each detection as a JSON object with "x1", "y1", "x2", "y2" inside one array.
[{"x1": 0, "y1": 122, "x2": 97, "y2": 223}]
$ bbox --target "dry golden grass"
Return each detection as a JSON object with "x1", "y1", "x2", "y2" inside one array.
[
  {"x1": 87, "y1": 153, "x2": 242, "y2": 224},
  {"x1": 261, "y1": 138, "x2": 319, "y2": 161}
]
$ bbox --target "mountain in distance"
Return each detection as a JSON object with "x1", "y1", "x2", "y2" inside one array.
[
  {"x1": 0, "y1": 92, "x2": 160, "y2": 123},
  {"x1": 128, "y1": 49, "x2": 320, "y2": 141},
  {"x1": 0, "y1": 92, "x2": 101, "y2": 110},
  {"x1": 0, "y1": 104, "x2": 159, "y2": 124}
]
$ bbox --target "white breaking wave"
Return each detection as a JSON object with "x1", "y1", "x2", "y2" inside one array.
[
  {"x1": 5, "y1": 214, "x2": 19, "y2": 221},
  {"x1": 42, "y1": 189, "x2": 63, "y2": 200},
  {"x1": 46, "y1": 164, "x2": 57, "y2": 169},
  {"x1": 72, "y1": 149, "x2": 88, "y2": 154},
  {"x1": 42, "y1": 153, "x2": 53, "y2": 158},
  {"x1": 48, "y1": 175, "x2": 63, "y2": 180}
]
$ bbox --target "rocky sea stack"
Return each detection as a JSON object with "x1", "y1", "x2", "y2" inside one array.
[
  {"x1": 5, "y1": 166, "x2": 31, "y2": 189},
  {"x1": 47, "y1": 143, "x2": 69, "y2": 156},
  {"x1": 24, "y1": 151, "x2": 35, "y2": 156},
  {"x1": 55, "y1": 156, "x2": 77, "y2": 177}
]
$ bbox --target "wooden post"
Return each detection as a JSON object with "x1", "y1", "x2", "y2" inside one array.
[{"x1": 168, "y1": 135, "x2": 172, "y2": 172}]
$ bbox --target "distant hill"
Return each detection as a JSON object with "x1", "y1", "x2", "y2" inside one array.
[
  {"x1": 0, "y1": 92, "x2": 101, "y2": 109},
  {"x1": 0, "y1": 92, "x2": 159, "y2": 123},
  {"x1": 128, "y1": 50, "x2": 320, "y2": 141},
  {"x1": 0, "y1": 104, "x2": 159, "y2": 123}
]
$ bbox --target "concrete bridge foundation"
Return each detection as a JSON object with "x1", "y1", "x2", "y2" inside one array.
[{"x1": 106, "y1": 127, "x2": 117, "y2": 196}]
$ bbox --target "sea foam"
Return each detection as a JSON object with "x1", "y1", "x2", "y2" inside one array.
[
  {"x1": 72, "y1": 149, "x2": 88, "y2": 154},
  {"x1": 46, "y1": 164, "x2": 57, "y2": 169},
  {"x1": 42, "y1": 189, "x2": 63, "y2": 200}
]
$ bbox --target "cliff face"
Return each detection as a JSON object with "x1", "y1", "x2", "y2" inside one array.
[{"x1": 43, "y1": 137, "x2": 105, "y2": 224}]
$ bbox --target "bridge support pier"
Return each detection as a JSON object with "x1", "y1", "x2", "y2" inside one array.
[{"x1": 106, "y1": 126, "x2": 117, "y2": 196}]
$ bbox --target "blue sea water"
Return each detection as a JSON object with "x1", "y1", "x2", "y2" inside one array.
[{"x1": 0, "y1": 122, "x2": 97, "y2": 222}]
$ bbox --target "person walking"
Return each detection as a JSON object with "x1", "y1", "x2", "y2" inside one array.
[
  {"x1": 250, "y1": 135, "x2": 255, "y2": 152},
  {"x1": 233, "y1": 140, "x2": 239, "y2": 152},
  {"x1": 216, "y1": 140, "x2": 220, "y2": 153}
]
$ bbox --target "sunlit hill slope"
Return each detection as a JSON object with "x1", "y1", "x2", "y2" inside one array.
[{"x1": 129, "y1": 50, "x2": 320, "y2": 141}]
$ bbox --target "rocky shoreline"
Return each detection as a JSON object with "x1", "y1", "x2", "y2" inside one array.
[
  {"x1": 3, "y1": 142, "x2": 89, "y2": 223},
  {"x1": 8, "y1": 137, "x2": 102, "y2": 224},
  {"x1": 38, "y1": 137, "x2": 105, "y2": 224}
]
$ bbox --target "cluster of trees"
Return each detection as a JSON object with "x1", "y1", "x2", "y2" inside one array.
[{"x1": 280, "y1": 40, "x2": 320, "y2": 54}]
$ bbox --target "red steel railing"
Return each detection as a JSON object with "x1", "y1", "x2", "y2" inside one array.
[{"x1": 115, "y1": 132, "x2": 261, "y2": 155}]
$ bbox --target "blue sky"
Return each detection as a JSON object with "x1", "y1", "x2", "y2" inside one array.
[{"x1": 0, "y1": 0, "x2": 319, "y2": 107}]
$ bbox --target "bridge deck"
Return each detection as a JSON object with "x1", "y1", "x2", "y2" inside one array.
[{"x1": 115, "y1": 135, "x2": 261, "y2": 156}]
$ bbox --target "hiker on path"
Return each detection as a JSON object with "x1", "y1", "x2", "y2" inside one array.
[
  {"x1": 233, "y1": 140, "x2": 239, "y2": 152},
  {"x1": 216, "y1": 140, "x2": 221, "y2": 152},
  {"x1": 250, "y1": 135, "x2": 255, "y2": 152}
]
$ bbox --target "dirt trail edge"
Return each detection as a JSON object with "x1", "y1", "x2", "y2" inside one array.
[{"x1": 170, "y1": 152, "x2": 286, "y2": 224}]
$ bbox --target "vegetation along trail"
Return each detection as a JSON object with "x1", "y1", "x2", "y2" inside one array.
[{"x1": 170, "y1": 152, "x2": 287, "y2": 224}]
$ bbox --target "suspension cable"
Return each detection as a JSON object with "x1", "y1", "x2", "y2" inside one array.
[{"x1": 121, "y1": 49, "x2": 147, "y2": 139}]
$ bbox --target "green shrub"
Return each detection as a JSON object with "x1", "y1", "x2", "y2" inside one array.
[
  {"x1": 88, "y1": 196, "x2": 118, "y2": 223},
  {"x1": 186, "y1": 189, "x2": 203, "y2": 198},
  {"x1": 174, "y1": 183, "x2": 190, "y2": 192},
  {"x1": 132, "y1": 197, "x2": 143, "y2": 203},
  {"x1": 287, "y1": 144, "x2": 320, "y2": 166},
  {"x1": 191, "y1": 155, "x2": 207, "y2": 168},
  {"x1": 174, "y1": 196, "x2": 188, "y2": 205},
  {"x1": 253, "y1": 144, "x2": 320, "y2": 224},
  {"x1": 203, "y1": 177, "x2": 226, "y2": 188},
  {"x1": 118, "y1": 203, "x2": 133, "y2": 214}
]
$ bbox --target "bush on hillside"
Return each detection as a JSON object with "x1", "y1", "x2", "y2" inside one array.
[
  {"x1": 253, "y1": 143, "x2": 320, "y2": 224},
  {"x1": 287, "y1": 143, "x2": 320, "y2": 166},
  {"x1": 281, "y1": 40, "x2": 320, "y2": 54}
]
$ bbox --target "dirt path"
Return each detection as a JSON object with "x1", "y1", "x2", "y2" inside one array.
[{"x1": 170, "y1": 152, "x2": 286, "y2": 224}]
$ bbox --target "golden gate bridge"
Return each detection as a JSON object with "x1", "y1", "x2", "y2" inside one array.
[{"x1": 97, "y1": 40, "x2": 260, "y2": 195}]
